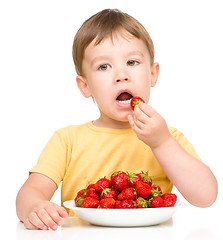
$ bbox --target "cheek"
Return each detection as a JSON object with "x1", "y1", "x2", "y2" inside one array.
[
  {"x1": 88, "y1": 80, "x2": 109, "y2": 102},
  {"x1": 143, "y1": 87, "x2": 151, "y2": 103},
  {"x1": 136, "y1": 65, "x2": 151, "y2": 81},
  {"x1": 85, "y1": 74, "x2": 100, "y2": 94},
  {"x1": 89, "y1": 74, "x2": 112, "y2": 95},
  {"x1": 138, "y1": 79, "x2": 152, "y2": 103}
]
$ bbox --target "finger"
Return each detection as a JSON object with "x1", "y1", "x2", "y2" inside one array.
[
  {"x1": 24, "y1": 218, "x2": 41, "y2": 230},
  {"x1": 128, "y1": 114, "x2": 134, "y2": 127},
  {"x1": 45, "y1": 205, "x2": 62, "y2": 226},
  {"x1": 53, "y1": 203, "x2": 68, "y2": 218},
  {"x1": 28, "y1": 212, "x2": 48, "y2": 230},
  {"x1": 46, "y1": 204, "x2": 66, "y2": 226},
  {"x1": 128, "y1": 114, "x2": 144, "y2": 134},
  {"x1": 132, "y1": 114, "x2": 145, "y2": 130},
  {"x1": 138, "y1": 103, "x2": 157, "y2": 117},
  {"x1": 36, "y1": 208, "x2": 58, "y2": 231},
  {"x1": 128, "y1": 114, "x2": 138, "y2": 130},
  {"x1": 134, "y1": 105, "x2": 150, "y2": 124}
]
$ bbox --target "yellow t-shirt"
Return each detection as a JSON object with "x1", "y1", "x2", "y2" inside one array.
[{"x1": 30, "y1": 121, "x2": 201, "y2": 216}]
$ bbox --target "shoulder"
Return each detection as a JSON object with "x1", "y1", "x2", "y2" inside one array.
[
  {"x1": 169, "y1": 127, "x2": 182, "y2": 138},
  {"x1": 168, "y1": 127, "x2": 202, "y2": 160},
  {"x1": 52, "y1": 122, "x2": 91, "y2": 142},
  {"x1": 168, "y1": 127, "x2": 190, "y2": 145},
  {"x1": 168, "y1": 126, "x2": 194, "y2": 150},
  {"x1": 168, "y1": 126, "x2": 189, "y2": 139},
  {"x1": 55, "y1": 122, "x2": 90, "y2": 134}
]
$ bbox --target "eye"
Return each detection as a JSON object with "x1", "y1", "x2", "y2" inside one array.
[
  {"x1": 98, "y1": 64, "x2": 111, "y2": 71},
  {"x1": 127, "y1": 60, "x2": 139, "y2": 66}
]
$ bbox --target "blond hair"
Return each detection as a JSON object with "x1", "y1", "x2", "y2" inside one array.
[{"x1": 72, "y1": 9, "x2": 154, "y2": 76}]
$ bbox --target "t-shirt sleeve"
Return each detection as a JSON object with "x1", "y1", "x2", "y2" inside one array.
[
  {"x1": 169, "y1": 127, "x2": 202, "y2": 161},
  {"x1": 29, "y1": 129, "x2": 68, "y2": 188}
]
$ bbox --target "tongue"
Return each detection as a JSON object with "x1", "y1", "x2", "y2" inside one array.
[{"x1": 117, "y1": 92, "x2": 132, "y2": 101}]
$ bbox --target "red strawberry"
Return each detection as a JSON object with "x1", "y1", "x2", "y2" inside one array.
[
  {"x1": 82, "y1": 197, "x2": 99, "y2": 208},
  {"x1": 135, "y1": 181, "x2": 151, "y2": 198},
  {"x1": 135, "y1": 197, "x2": 148, "y2": 208},
  {"x1": 85, "y1": 189, "x2": 100, "y2": 200},
  {"x1": 114, "y1": 200, "x2": 122, "y2": 209},
  {"x1": 130, "y1": 96, "x2": 145, "y2": 110},
  {"x1": 127, "y1": 172, "x2": 141, "y2": 187},
  {"x1": 162, "y1": 193, "x2": 177, "y2": 207},
  {"x1": 111, "y1": 171, "x2": 129, "y2": 191},
  {"x1": 94, "y1": 177, "x2": 111, "y2": 194},
  {"x1": 117, "y1": 188, "x2": 137, "y2": 200},
  {"x1": 136, "y1": 171, "x2": 152, "y2": 186},
  {"x1": 150, "y1": 184, "x2": 162, "y2": 197},
  {"x1": 101, "y1": 188, "x2": 117, "y2": 200},
  {"x1": 118, "y1": 200, "x2": 135, "y2": 209},
  {"x1": 87, "y1": 184, "x2": 95, "y2": 190},
  {"x1": 149, "y1": 196, "x2": 164, "y2": 208},
  {"x1": 75, "y1": 189, "x2": 87, "y2": 207},
  {"x1": 75, "y1": 189, "x2": 86, "y2": 202},
  {"x1": 99, "y1": 198, "x2": 115, "y2": 209}
]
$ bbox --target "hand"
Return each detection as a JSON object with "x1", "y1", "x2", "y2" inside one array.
[
  {"x1": 128, "y1": 103, "x2": 172, "y2": 149},
  {"x1": 23, "y1": 201, "x2": 68, "y2": 230}
]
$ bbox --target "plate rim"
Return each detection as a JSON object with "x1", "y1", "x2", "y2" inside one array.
[
  {"x1": 63, "y1": 199, "x2": 184, "y2": 227},
  {"x1": 63, "y1": 199, "x2": 185, "y2": 210}
]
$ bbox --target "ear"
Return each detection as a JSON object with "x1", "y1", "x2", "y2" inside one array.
[
  {"x1": 76, "y1": 75, "x2": 92, "y2": 98},
  {"x1": 150, "y1": 62, "x2": 159, "y2": 87}
]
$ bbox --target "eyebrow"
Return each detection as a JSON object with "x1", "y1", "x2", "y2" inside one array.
[
  {"x1": 90, "y1": 51, "x2": 145, "y2": 67},
  {"x1": 91, "y1": 56, "x2": 110, "y2": 67},
  {"x1": 126, "y1": 51, "x2": 145, "y2": 58}
]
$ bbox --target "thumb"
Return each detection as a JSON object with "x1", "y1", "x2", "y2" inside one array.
[{"x1": 138, "y1": 103, "x2": 157, "y2": 117}]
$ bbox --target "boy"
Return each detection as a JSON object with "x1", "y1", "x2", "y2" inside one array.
[{"x1": 16, "y1": 9, "x2": 218, "y2": 230}]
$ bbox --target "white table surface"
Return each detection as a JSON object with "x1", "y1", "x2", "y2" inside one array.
[
  {"x1": 9, "y1": 198, "x2": 222, "y2": 240},
  {"x1": 1, "y1": 180, "x2": 222, "y2": 240}
]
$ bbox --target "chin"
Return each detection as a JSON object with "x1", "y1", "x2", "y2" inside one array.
[
  {"x1": 113, "y1": 116, "x2": 130, "y2": 123},
  {"x1": 113, "y1": 120, "x2": 131, "y2": 129}
]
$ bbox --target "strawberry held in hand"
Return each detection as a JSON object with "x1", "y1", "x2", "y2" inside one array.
[{"x1": 131, "y1": 96, "x2": 145, "y2": 110}]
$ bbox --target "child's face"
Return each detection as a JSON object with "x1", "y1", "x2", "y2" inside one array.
[{"x1": 77, "y1": 29, "x2": 159, "y2": 128}]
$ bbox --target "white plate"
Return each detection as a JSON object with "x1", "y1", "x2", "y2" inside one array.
[{"x1": 63, "y1": 200, "x2": 184, "y2": 227}]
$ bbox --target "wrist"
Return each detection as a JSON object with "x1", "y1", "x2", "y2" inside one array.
[{"x1": 150, "y1": 134, "x2": 175, "y2": 152}]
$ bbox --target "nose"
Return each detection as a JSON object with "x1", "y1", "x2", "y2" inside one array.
[
  {"x1": 115, "y1": 68, "x2": 129, "y2": 83},
  {"x1": 116, "y1": 77, "x2": 128, "y2": 83}
]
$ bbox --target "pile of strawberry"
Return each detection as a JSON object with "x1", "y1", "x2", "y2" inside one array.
[{"x1": 75, "y1": 171, "x2": 177, "y2": 209}]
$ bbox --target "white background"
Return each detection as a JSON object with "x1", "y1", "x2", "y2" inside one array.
[{"x1": 0, "y1": 0, "x2": 222, "y2": 235}]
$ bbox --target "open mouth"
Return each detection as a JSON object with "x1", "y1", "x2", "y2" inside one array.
[{"x1": 116, "y1": 92, "x2": 133, "y2": 104}]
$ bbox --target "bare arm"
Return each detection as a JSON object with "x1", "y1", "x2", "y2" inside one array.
[
  {"x1": 128, "y1": 103, "x2": 218, "y2": 207},
  {"x1": 151, "y1": 136, "x2": 218, "y2": 207},
  {"x1": 16, "y1": 173, "x2": 68, "y2": 230}
]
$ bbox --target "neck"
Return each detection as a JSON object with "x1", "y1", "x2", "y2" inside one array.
[{"x1": 92, "y1": 116, "x2": 131, "y2": 129}]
